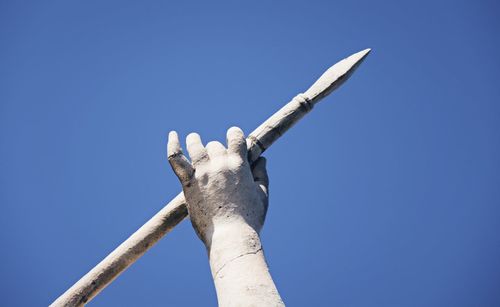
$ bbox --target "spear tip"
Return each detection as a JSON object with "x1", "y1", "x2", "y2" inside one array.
[{"x1": 304, "y1": 48, "x2": 371, "y2": 104}]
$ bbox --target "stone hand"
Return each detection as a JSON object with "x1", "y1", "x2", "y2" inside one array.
[
  {"x1": 167, "y1": 127, "x2": 269, "y2": 248},
  {"x1": 167, "y1": 127, "x2": 283, "y2": 306}
]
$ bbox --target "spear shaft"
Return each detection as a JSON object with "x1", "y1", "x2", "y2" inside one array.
[{"x1": 51, "y1": 48, "x2": 370, "y2": 306}]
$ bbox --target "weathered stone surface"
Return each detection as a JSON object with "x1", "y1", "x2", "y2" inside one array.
[
  {"x1": 51, "y1": 48, "x2": 370, "y2": 306},
  {"x1": 168, "y1": 127, "x2": 283, "y2": 306}
]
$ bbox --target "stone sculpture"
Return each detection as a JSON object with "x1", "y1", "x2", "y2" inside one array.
[
  {"x1": 168, "y1": 128, "x2": 283, "y2": 306},
  {"x1": 51, "y1": 48, "x2": 370, "y2": 306}
]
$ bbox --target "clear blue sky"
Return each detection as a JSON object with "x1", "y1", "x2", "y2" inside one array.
[{"x1": 1, "y1": 1, "x2": 499, "y2": 306}]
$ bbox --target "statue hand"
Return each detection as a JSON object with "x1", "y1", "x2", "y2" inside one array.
[{"x1": 167, "y1": 127, "x2": 269, "y2": 248}]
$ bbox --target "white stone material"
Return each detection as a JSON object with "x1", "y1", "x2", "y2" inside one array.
[
  {"x1": 51, "y1": 193, "x2": 187, "y2": 306},
  {"x1": 51, "y1": 48, "x2": 370, "y2": 306},
  {"x1": 168, "y1": 127, "x2": 283, "y2": 306}
]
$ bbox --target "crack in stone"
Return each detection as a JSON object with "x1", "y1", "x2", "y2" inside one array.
[{"x1": 214, "y1": 247, "x2": 263, "y2": 279}]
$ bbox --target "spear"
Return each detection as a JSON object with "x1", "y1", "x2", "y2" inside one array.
[{"x1": 51, "y1": 48, "x2": 371, "y2": 306}]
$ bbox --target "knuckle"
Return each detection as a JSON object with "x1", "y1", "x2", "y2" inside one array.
[{"x1": 167, "y1": 152, "x2": 181, "y2": 160}]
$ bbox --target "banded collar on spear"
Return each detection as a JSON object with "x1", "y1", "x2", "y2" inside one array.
[{"x1": 51, "y1": 48, "x2": 371, "y2": 307}]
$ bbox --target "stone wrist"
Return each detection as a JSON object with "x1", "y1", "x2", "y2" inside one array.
[{"x1": 207, "y1": 221, "x2": 262, "y2": 278}]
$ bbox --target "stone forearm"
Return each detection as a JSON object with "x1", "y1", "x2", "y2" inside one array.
[{"x1": 208, "y1": 223, "x2": 284, "y2": 307}]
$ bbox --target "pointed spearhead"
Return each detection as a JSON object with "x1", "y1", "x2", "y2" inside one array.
[
  {"x1": 304, "y1": 48, "x2": 371, "y2": 104},
  {"x1": 51, "y1": 48, "x2": 372, "y2": 307}
]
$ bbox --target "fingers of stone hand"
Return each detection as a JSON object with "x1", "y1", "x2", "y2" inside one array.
[
  {"x1": 167, "y1": 131, "x2": 194, "y2": 184},
  {"x1": 186, "y1": 132, "x2": 208, "y2": 166},
  {"x1": 206, "y1": 141, "x2": 227, "y2": 159},
  {"x1": 167, "y1": 131, "x2": 183, "y2": 158},
  {"x1": 252, "y1": 157, "x2": 269, "y2": 195},
  {"x1": 226, "y1": 126, "x2": 247, "y2": 158}
]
